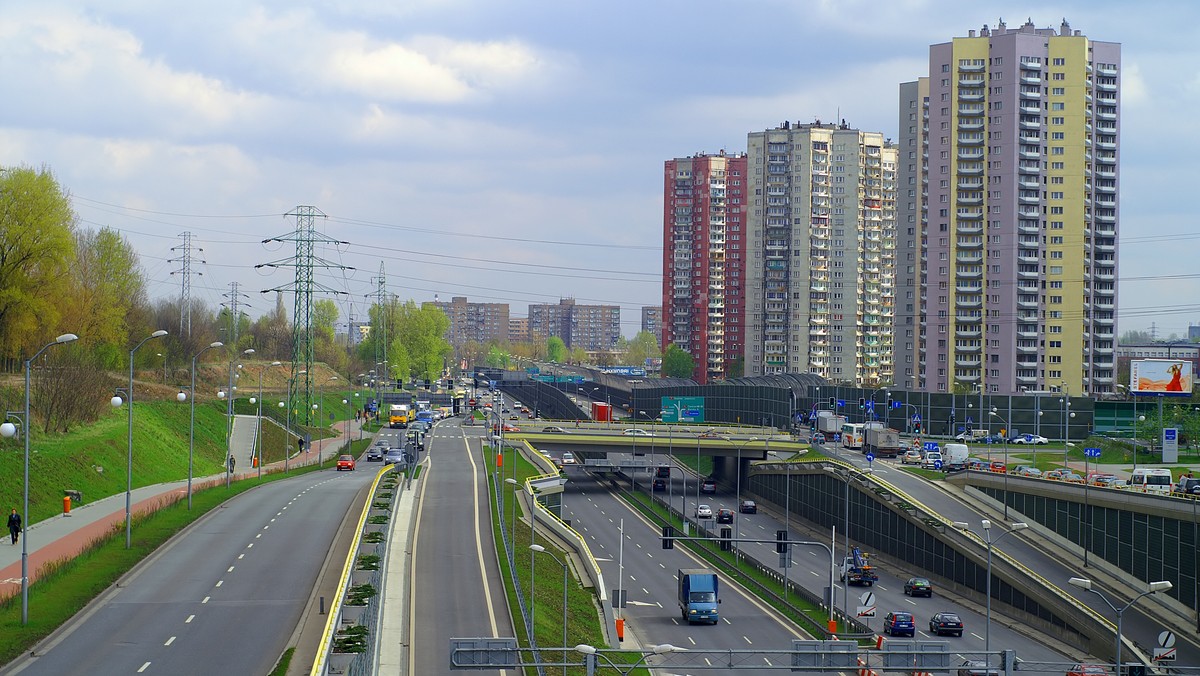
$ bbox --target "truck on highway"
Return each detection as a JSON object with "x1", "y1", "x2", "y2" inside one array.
[
  {"x1": 863, "y1": 427, "x2": 903, "y2": 458},
  {"x1": 839, "y1": 547, "x2": 879, "y2": 586},
  {"x1": 942, "y1": 443, "x2": 969, "y2": 471},
  {"x1": 389, "y1": 403, "x2": 413, "y2": 429},
  {"x1": 816, "y1": 412, "x2": 846, "y2": 435},
  {"x1": 677, "y1": 569, "x2": 720, "y2": 624},
  {"x1": 591, "y1": 401, "x2": 613, "y2": 422}
]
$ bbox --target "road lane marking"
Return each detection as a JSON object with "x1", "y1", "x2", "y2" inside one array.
[
  {"x1": 164, "y1": 636, "x2": 176, "y2": 646},
  {"x1": 202, "y1": 596, "x2": 209, "y2": 604},
  {"x1": 227, "y1": 566, "x2": 234, "y2": 573},
  {"x1": 743, "y1": 635, "x2": 752, "y2": 644},
  {"x1": 215, "y1": 580, "x2": 223, "y2": 587},
  {"x1": 138, "y1": 662, "x2": 151, "y2": 673},
  {"x1": 185, "y1": 615, "x2": 195, "y2": 623}
]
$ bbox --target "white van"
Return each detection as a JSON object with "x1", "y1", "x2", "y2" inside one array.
[
  {"x1": 942, "y1": 444, "x2": 969, "y2": 471},
  {"x1": 1128, "y1": 468, "x2": 1173, "y2": 494}
]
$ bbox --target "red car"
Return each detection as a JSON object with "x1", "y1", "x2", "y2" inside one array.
[
  {"x1": 1065, "y1": 666, "x2": 1108, "y2": 676},
  {"x1": 336, "y1": 454, "x2": 356, "y2": 471}
]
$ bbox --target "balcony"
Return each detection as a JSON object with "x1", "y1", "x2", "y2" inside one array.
[
  {"x1": 1096, "y1": 109, "x2": 1117, "y2": 121},
  {"x1": 1019, "y1": 148, "x2": 1042, "y2": 160},
  {"x1": 1018, "y1": 163, "x2": 1041, "y2": 175},
  {"x1": 1017, "y1": 267, "x2": 1040, "y2": 279},
  {"x1": 1018, "y1": 253, "x2": 1040, "y2": 264},
  {"x1": 958, "y1": 119, "x2": 984, "y2": 131},
  {"x1": 956, "y1": 222, "x2": 983, "y2": 235},
  {"x1": 959, "y1": 90, "x2": 985, "y2": 102},
  {"x1": 956, "y1": 209, "x2": 984, "y2": 220},
  {"x1": 957, "y1": 194, "x2": 984, "y2": 206},
  {"x1": 956, "y1": 357, "x2": 982, "y2": 368},
  {"x1": 956, "y1": 267, "x2": 983, "y2": 279},
  {"x1": 1018, "y1": 206, "x2": 1041, "y2": 219},
  {"x1": 958, "y1": 105, "x2": 985, "y2": 117},
  {"x1": 1096, "y1": 81, "x2": 1118, "y2": 92},
  {"x1": 1016, "y1": 342, "x2": 1038, "y2": 353},
  {"x1": 1019, "y1": 89, "x2": 1042, "y2": 100},
  {"x1": 956, "y1": 327, "x2": 981, "y2": 338},
  {"x1": 959, "y1": 76, "x2": 986, "y2": 87},
  {"x1": 1020, "y1": 103, "x2": 1042, "y2": 115},
  {"x1": 958, "y1": 148, "x2": 985, "y2": 160},
  {"x1": 955, "y1": 297, "x2": 982, "y2": 308},
  {"x1": 958, "y1": 135, "x2": 985, "y2": 147},
  {"x1": 958, "y1": 164, "x2": 985, "y2": 176},
  {"x1": 1019, "y1": 193, "x2": 1040, "y2": 205}
]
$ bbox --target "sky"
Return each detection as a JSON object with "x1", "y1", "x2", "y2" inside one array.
[{"x1": 3, "y1": 0, "x2": 1199, "y2": 340}]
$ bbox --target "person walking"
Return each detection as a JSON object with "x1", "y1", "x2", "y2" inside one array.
[{"x1": 7, "y1": 508, "x2": 21, "y2": 545}]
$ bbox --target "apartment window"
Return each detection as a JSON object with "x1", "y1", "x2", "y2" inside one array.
[
  {"x1": 1052, "y1": 87, "x2": 1065, "y2": 95},
  {"x1": 1049, "y1": 326, "x2": 1062, "y2": 334},
  {"x1": 1051, "y1": 132, "x2": 1064, "y2": 140},
  {"x1": 1051, "y1": 147, "x2": 1065, "y2": 155},
  {"x1": 1051, "y1": 162, "x2": 1064, "y2": 169},
  {"x1": 942, "y1": 64, "x2": 950, "y2": 73},
  {"x1": 1051, "y1": 102, "x2": 1065, "y2": 110},
  {"x1": 1050, "y1": 251, "x2": 1064, "y2": 259},
  {"x1": 1049, "y1": 281, "x2": 1063, "y2": 288},
  {"x1": 1050, "y1": 207, "x2": 1063, "y2": 214},
  {"x1": 1050, "y1": 236, "x2": 1064, "y2": 244},
  {"x1": 1050, "y1": 176, "x2": 1064, "y2": 184},
  {"x1": 1051, "y1": 117, "x2": 1065, "y2": 125},
  {"x1": 1049, "y1": 266, "x2": 1063, "y2": 274},
  {"x1": 1049, "y1": 340, "x2": 1062, "y2": 348},
  {"x1": 1053, "y1": 58, "x2": 1065, "y2": 66},
  {"x1": 1052, "y1": 72, "x2": 1066, "y2": 80},
  {"x1": 1050, "y1": 295, "x2": 1062, "y2": 304},
  {"x1": 1050, "y1": 191, "x2": 1064, "y2": 199}
]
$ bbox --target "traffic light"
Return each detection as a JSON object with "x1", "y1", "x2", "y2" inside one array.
[
  {"x1": 720, "y1": 527, "x2": 733, "y2": 551},
  {"x1": 913, "y1": 422, "x2": 921, "y2": 434},
  {"x1": 661, "y1": 525, "x2": 675, "y2": 550},
  {"x1": 858, "y1": 397, "x2": 866, "y2": 408},
  {"x1": 776, "y1": 530, "x2": 788, "y2": 553},
  {"x1": 886, "y1": 397, "x2": 894, "y2": 410},
  {"x1": 828, "y1": 397, "x2": 836, "y2": 408}
]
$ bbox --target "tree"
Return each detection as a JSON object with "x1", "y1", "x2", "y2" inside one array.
[
  {"x1": 662, "y1": 344, "x2": 695, "y2": 378},
  {"x1": 486, "y1": 345, "x2": 510, "y2": 368},
  {"x1": 626, "y1": 331, "x2": 661, "y2": 366},
  {"x1": 1119, "y1": 329, "x2": 1153, "y2": 345},
  {"x1": 546, "y1": 336, "x2": 567, "y2": 363},
  {"x1": 61, "y1": 228, "x2": 147, "y2": 369},
  {"x1": 0, "y1": 165, "x2": 76, "y2": 359},
  {"x1": 569, "y1": 346, "x2": 588, "y2": 365}
]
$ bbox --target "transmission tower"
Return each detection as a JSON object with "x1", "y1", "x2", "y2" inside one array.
[
  {"x1": 169, "y1": 232, "x2": 204, "y2": 337},
  {"x1": 372, "y1": 262, "x2": 389, "y2": 388},
  {"x1": 257, "y1": 206, "x2": 351, "y2": 425}
]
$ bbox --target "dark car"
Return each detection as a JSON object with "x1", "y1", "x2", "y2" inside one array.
[
  {"x1": 739, "y1": 499, "x2": 757, "y2": 514},
  {"x1": 652, "y1": 478, "x2": 666, "y2": 492},
  {"x1": 700, "y1": 478, "x2": 717, "y2": 494},
  {"x1": 365, "y1": 447, "x2": 384, "y2": 462},
  {"x1": 957, "y1": 660, "x2": 1000, "y2": 676},
  {"x1": 716, "y1": 508, "x2": 735, "y2": 524},
  {"x1": 656, "y1": 466, "x2": 671, "y2": 479},
  {"x1": 903, "y1": 577, "x2": 933, "y2": 597},
  {"x1": 883, "y1": 611, "x2": 915, "y2": 637},
  {"x1": 929, "y1": 611, "x2": 964, "y2": 637},
  {"x1": 1173, "y1": 477, "x2": 1200, "y2": 496}
]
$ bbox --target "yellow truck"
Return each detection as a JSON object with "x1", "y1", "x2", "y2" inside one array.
[{"x1": 389, "y1": 403, "x2": 413, "y2": 428}]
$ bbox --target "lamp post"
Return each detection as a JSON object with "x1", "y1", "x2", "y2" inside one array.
[
  {"x1": 722, "y1": 436, "x2": 758, "y2": 565},
  {"x1": 1136, "y1": 415, "x2": 1146, "y2": 475},
  {"x1": 114, "y1": 329, "x2": 168, "y2": 550},
  {"x1": 505, "y1": 477, "x2": 520, "y2": 562},
  {"x1": 249, "y1": 361, "x2": 282, "y2": 480},
  {"x1": 988, "y1": 410, "x2": 1011, "y2": 520},
  {"x1": 186, "y1": 341, "x2": 223, "y2": 509},
  {"x1": 0, "y1": 332, "x2": 78, "y2": 625},
  {"x1": 1069, "y1": 577, "x2": 1172, "y2": 674},
  {"x1": 952, "y1": 520, "x2": 1028, "y2": 653},
  {"x1": 530, "y1": 544, "x2": 569, "y2": 675},
  {"x1": 283, "y1": 369, "x2": 307, "y2": 474},
  {"x1": 574, "y1": 643, "x2": 683, "y2": 675}
]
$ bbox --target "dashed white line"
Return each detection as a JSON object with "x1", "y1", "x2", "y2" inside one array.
[
  {"x1": 202, "y1": 597, "x2": 210, "y2": 604},
  {"x1": 164, "y1": 636, "x2": 176, "y2": 646},
  {"x1": 138, "y1": 662, "x2": 151, "y2": 672},
  {"x1": 255, "y1": 533, "x2": 262, "y2": 539},
  {"x1": 237, "y1": 554, "x2": 245, "y2": 560},
  {"x1": 185, "y1": 615, "x2": 195, "y2": 623},
  {"x1": 743, "y1": 635, "x2": 753, "y2": 644},
  {"x1": 227, "y1": 566, "x2": 235, "y2": 573},
  {"x1": 215, "y1": 581, "x2": 223, "y2": 587}
]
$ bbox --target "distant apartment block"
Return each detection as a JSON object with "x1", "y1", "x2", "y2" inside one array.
[
  {"x1": 427, "y1": 296, "x2": 509, "y2": 346},
  {"x1": 528, "y1": 298, "x2": 620, "y2": 351},
  {"x1": 662, "y1": 152, "x2": 748, "y2": 383},
  {"x1": 905, "y1": 19, "x2": 1120, "y2": 395},
  {"x1": 640, "y1": 306, "x2": 662, "y2": 342},
  {"x1": 744, "y1": 122, "x2": 897, "y2": 386},
  {"x1": 509, "y1": 317, "x2": 529, "y2": 343}
]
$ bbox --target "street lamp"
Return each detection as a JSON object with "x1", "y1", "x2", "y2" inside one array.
[
  {"x1": 721, "y1": 435, "x2": 758, "y2": 565},
  {"x1": 0, "y1": 332, "x2": 78, "y2": 624},
  {"x1": 249, "y1": 360, "x2": 282, "y2": 480},
  {"x1": 952, "y1": 520, "x2": 1028, "y2": 653},
  {"x1": 186, "y1": 341, "x2": 223, "y2": 509},
  {"x1": 574, "y1": 643, "x2": 683, "y2": 675},
  {"x1": 988, "y1": 410, "x2": 1011, "y2": 520},
  {"x1": 1069, "y1": 577, "x2": 1172, "y2": 674},
  {"x1": 113, "y1": 329, "x2": 168, "y2": 549},
  {"x1": 529, "y1": 544, "x2": 569, "y2": 675}
]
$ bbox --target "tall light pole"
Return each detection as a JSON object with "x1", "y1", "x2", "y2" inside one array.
[
  {"x1": 249, "y1": 360, "x2": 282, "y2": 480},
  {"x1": 722, "y1": 435, "x2": 758, "y2": 565},
  {"x1": 186, "y1": 341, "x2": 223, "y2": 509},
  {"x1": 1069, "y1": 577, "x2": 1172, "y2": 674},
  {"x1": 952, "y1": 520, "x2": 1028, "y2": 653},
  {"x1": 114, "y1": 329, "x2": 168, "y2": 550},
  {"x1": 988, "y1": 410, "x2": 1011, "y2": 520},
  {"x1": 0, "y1": 332, "x2": 78, "y2": 625},
  {"x1": 530, "y1": 544, "x2": 569, "y2": 675}
]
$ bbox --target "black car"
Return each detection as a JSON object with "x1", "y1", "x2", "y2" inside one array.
[
  {"x1": 700, "y1": 478, "x2": 717, "y2": 494},
  {"x1": 739, "y1": 499, "x2": 757, "y2": 514},
  {"x1": 716, "y1": 508, "x2": 735, "y2": 524},
  {"x1": 903, "y1": 577, "x2": 933, "y2": 597},
  {"x1": 365, "y1": 447, "x2": 384, "y2": 462},
  {"x1": 1173, "y1": 477, "x2": 1200, "y2": 496},
  {"x1": 929, "y1": 611, "x2": 964, "y2": 637},
  {"x1": 958, "y1": 660, "x2": 1000, "y2": 676},
  {"x1": 652, "y1": 478, "x2": 666, "y2": 492}
]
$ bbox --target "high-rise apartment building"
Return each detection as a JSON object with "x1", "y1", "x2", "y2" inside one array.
[
  {"x1": 427, "y1": 296, "x2": 509, "y2": 347},
  {"x1": 509, "y1": 317, "x2": 529, "y2": 343},
  {"x1": 640, "y1": 306, "x2": 662, "y2": 343},
  {"x1": 662, "y1": 153, "x2": 748, "y2": 383},
  {"x1": 903, "y1": 19, "x2": 1119, "y2": 395},
  {"x1": 744, "y1": 122, "x2": 897, "y2": 386},
  {"x1": 528, "y1": 298, "x2": 620, "y2": 351}
]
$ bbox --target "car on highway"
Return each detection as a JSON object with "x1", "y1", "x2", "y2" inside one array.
[
  {"x1": 1088, "y1": 472, "x2": 1118, "y2": 487},
  {"x1": 383, "y1": 448, "x2": 406, "y2": 466},
  {"x1": 716, "y1": 508, "x2": 734, "y2": 524},
  {"x1": 336, "y1": 454, "x2": 356, "y2": 471},
  {"x1": 811, "y1": 432, "x2": 827, "y2": 444},
  {"x1": 1173, "y1": 476, "x2": 1200, "y2": 496},
  {"x1": 1062, "y1": 471, "x2": 1085, "y2": 484},
  {"x1": 957, "y1": 660, "x2": 1000, "y2": 676},
  {"x1": 1065, "y1": 665, "x2": 1108, "y2": 676},
  {"x1": 1014, "y1": 465, "x2": 1043, "y2": 478},
  {"x1": 695, "y1": 504, "x2": 713, "y2": 519},
  {"x1": 700, "y1": 478, "x2": 717, "y2": 494},
  {"x1": 622, "y1": 428, "x2": 653, "y2": 437},
  {"x1": 365, "y1": 447, "x2": 384, "y2": 462},
  {"x1": 541, "y1": 426, "x2": 569, "y2": 434},
  {"x1": 699, "y1": 429, "x2": 722, "y2": 439},
  {"x1": 929, "y1": 611, "x2": 964, "y2": 637},
  {"x1": 900, "y1": 449, "x2": 922, "y2": 465},
  {"x1": 921, "y1": 452, "x2": 943, "y2": 470},
  {"x1": 966, "y1": 458, "x2": 989, "y2": 472},
  {"x1": 561, "y1": 452, "x2": 576, "y2": 465},
  {"x1": 652, "y1": 478, "x2": 666, "y2": 492},
  {"x1": 1045, "y1": 469, "x2": 1068, "y2": 481},
  {"x1": 1010, "y1": 433, "x2": 1049, "y2": 445},
  {"x1": 882, "y1": 611, "x2": 915, "y2": 637},
  {"x1": 903, "y1": 577, "x2": 933, "y2": 597},
  {"x1": 739, "y1": 499, "x2": 757, "y2": 514},
  {"x1": 988, "y1": 460, "x2": 1007, "y2": 474}
]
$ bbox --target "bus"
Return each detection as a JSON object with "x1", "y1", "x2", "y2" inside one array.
[{"x1": 841, "y1": 423, "x2": 866, "y2": 450}]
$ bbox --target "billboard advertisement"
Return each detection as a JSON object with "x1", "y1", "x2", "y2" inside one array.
[{"x1": 1131, "y1": 359, "x2": 1194, "y2": 396}]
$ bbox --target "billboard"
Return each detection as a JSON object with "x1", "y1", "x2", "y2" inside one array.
[
  {"x1": 661, "y1": 396, "x2": 705, "y2": 423},
  {"x1": 1131, "y1": 359, "x2": 1194, "y2": 396}
]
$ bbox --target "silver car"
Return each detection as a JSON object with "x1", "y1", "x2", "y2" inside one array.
[{"x1": 695, "y1": 504, "x2": 713, "y2": 519}]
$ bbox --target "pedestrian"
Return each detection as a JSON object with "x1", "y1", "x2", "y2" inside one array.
[{"x1": 7, "y1": 508, "x2": 21, "y2": 545}]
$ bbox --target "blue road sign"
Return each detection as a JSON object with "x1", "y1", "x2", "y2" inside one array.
[
  {"x1": 865, "y1": 453, "x2": 875, "y2": 463},
  {"x1": 1165, "y1": 429, "x2": 1178, "y2": 441},
  {"x1": 865, "y1": 401, "x2": 875, "y2": 411},
  {"x1": 912, "y1": 414, "x2": 921, "y2": 422},
  {"x1": 966, "y1": 416, "x2": 973, "y2": 425},
  {"x1": 923, "y1": 442, "x2": 940, "y2": 451},
  {"x1": 837, "y1": 399, "x2": 845, "y2": 408},
  {"x1": 892, "y1": 400, "x2": 902, "y2": 409},
  {"x1": 934, "y1": 459, "x2": 943, "y2": 470},
  {"x1": 1085, "y1": 447, "x2": 1102, "y2": 458}
]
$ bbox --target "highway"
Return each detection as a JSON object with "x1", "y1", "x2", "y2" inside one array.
[{"x1": 2, "y1": 470, "x2": 374, "y2": 675}]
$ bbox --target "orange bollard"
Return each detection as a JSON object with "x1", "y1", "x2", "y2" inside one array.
[
  {"x1": 615, "y1": 617, "x2": 625, "y2": 642},
  {"x1": 63, "y1": 495, "x2": 71, "y2": 516},
  {"x1": 828, "y1": 618, "x2": 838, "y2": 634},
  {"x1": 252, "y1": 456, "x2": 259, "y2": 468}
]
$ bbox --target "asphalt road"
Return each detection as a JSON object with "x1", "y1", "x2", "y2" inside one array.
[{"x1": 2, "y1": 470, "x2": 373, "y2": 676}]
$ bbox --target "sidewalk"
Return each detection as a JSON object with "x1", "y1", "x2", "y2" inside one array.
[{"x1": 0, "y1": 417, "x2": 361, "y2": 601}]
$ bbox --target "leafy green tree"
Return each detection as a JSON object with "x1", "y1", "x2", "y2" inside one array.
[
  {"x1": 389, "y1": 300, "x2": 451, "y2": 382},
  {"x1": 569, "y1": 346, "x2": 588, "y2": 365},
  {"x1": 486, "y1": 345, "x2": 510, "y2": 368},
  {"x1": 662, "y1": 343, "x2": 695, "y2": 378},
  {"x1": 0, "y1": 165, "x2": 76, "y2": 358},
  {"x1": 626, "y1": 331, "x2": 661, "y2": 366},
  {"x1": 546, "y1": 336, "x2": 567, "y2": 363},
  {"x1": 63, "y1": 228, "x2": 147, "y2": 368}
]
